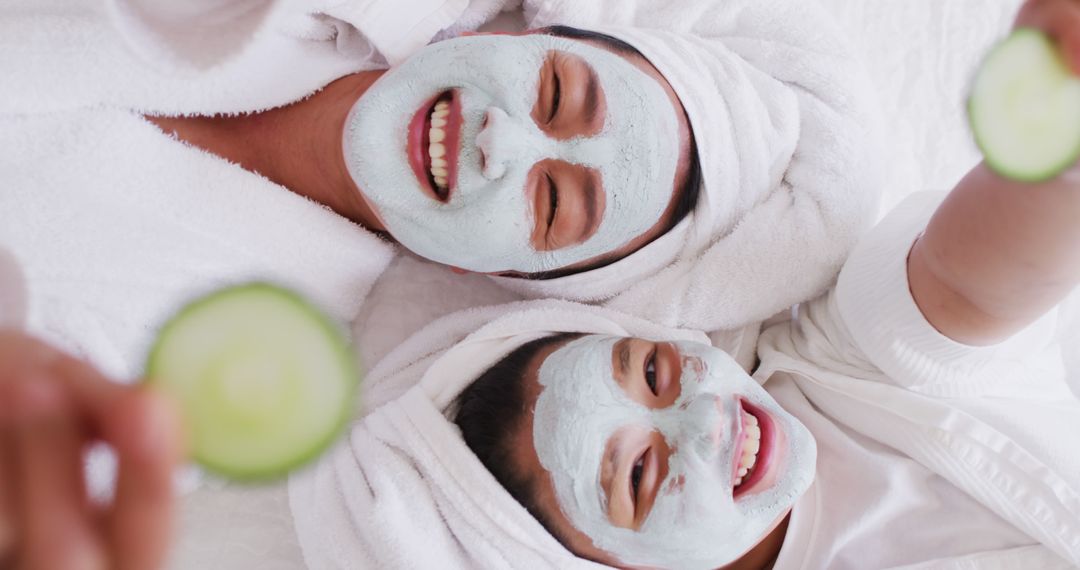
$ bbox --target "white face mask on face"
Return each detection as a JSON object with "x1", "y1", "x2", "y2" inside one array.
[
  {"x1": 342, "y1": 34, "x2": 681, "y2": 274},
  {"x1": 533, "y1": 336, "x2": 817, "y2": 570}
]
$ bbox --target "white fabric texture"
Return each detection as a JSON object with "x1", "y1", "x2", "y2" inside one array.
[
  {"x1": 288, "y1": 301, "x2": 711, "y2": 570},
  {"x1": 0, "y1": 0, "x2": 363, "y2": 116},
  {"x1": 0, "y1": 108, "x2": 392, "y2": 384},
  {"x1": 488, "y1": 0, "x2": 884, "y2": 332},
  {"x1": 0, "y1": 107, "x2": 395, "y2": 499},
  {"x1": 758, "y1": 193, "x2": 1080, "y2": 569}
]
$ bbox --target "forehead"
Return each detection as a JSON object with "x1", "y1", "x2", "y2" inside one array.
[{"x1": 514, "y1": 335, "x2": 626, "y2": 563}]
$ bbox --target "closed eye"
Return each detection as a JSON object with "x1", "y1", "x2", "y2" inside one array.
[
  {"x1": 545, "y1": 173, "x2": 558, "y2": 229},
  {"x1": 630, "y1": 451, "x2": 646, "y2": 509},
  {"x1": 547, "y1": 67, "x2": 562, "y2": 124}
]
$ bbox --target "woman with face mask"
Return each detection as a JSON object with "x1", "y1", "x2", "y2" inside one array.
[{"x1": 0, "y1": 0, "x2": 880, "y2": 390}]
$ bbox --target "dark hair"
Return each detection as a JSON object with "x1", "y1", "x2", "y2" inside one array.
[
  {"x1": 453, "y1": 333, "x2": 579, "y2": 544},
  {"x1": 541, "y1": 25, "x2": 642, "y2": 57},
  {"x1": 519, "y1": 26, "x2": 704, "y2": 280}
]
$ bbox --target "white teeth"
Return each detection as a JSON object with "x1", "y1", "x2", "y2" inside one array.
[
  {"x1": 427, "y1": 98, "x2": 453, "y2": 190},
  {"x1": 734, "y1": 412, "x2": 763, "y2": 489}
]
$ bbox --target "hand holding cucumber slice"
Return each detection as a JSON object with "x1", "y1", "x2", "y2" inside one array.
[
  {"x1": 969, "y1": 29, "x2": 1080, "y2": 182},
  {"x1": 146, "y1": 284, "x2": 359, "y2": 481}
]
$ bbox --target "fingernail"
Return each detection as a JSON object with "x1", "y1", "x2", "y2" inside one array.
[{"x1": 138, "y1": 389, "x2": 187, "y2": 462}]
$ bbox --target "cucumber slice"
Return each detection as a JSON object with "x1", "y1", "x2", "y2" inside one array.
[
  {"x1": 146, "y1": 283, "x2": 358, "y2": 481},
  {"x1": 969, "y1": 29, "x2": 1080, "y2": 182}
]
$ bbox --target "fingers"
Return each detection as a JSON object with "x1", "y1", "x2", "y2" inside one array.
[
  {"x1": 1017, "y1": 0, "x2": 1080, "y2": 74},
  {"x1": 0, "y1": 334, "x2": 140, "y2": 440},
  {"x1": 0, "y1": 333, "x2": 183, "y2": 569},
  {"x1": 12, "y1": 378, "x2": 106, "y2": 570},
  {"x1": 0, "y1": 386, "x2": 16, "y2": 567},
  {"x1": 106, "y1": 390, "x2": 183, "y2": 570}
]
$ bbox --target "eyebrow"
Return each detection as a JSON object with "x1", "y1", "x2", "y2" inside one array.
[
  {"x1": 618, "y1": 339, "x2": 630, "y2": 376},
  {"x1": 576, "y1": 169, "x2": 602, "y2": 244},
  {"x1": 583, "y1": 67, "x2": 600, "y2": 124},
  {"x1": 600, "y1": 444, "x2": 617, "y2": 511}
]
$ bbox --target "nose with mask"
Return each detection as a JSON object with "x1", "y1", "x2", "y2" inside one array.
[
  {"x1": 341, "y1": 34, "x2": 681, "y2": 274},
  {"x1": 532, "y1": 335, "x2": 817, "y2": 570}
]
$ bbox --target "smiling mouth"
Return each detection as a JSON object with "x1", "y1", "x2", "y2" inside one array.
[
  {"x1": 407, "y1": 90, "x2": 461, "y2": 203},
  {"x1": 732, "y1": 399, "x2": 775, "y2": 499}
]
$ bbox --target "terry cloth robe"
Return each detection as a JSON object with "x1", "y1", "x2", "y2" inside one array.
[
  {"x1": 0, "y1": 0, "x2": 399, "y2": 497},
  {"x1": 0, "y1": 0, "x2": 432, "y2": 379},
  {"x1": 758, "y1": 192, "x2": 1080, "y2": 569}
]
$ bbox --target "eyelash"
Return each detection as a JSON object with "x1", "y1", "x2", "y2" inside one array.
[
  {"x1": 630, "y1": 452, "x2": 646, "y2": 507},
  {"x1": 644, "y1": 349, "x2": 658, "y2": 396},
  {"x1": 545, "y1": 173, "x2": 558, "y2": 230},
  {"x1": 548, "y1": 67, "x2": 562, "y2": 124}
]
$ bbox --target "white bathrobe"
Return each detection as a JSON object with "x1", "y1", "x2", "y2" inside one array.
[
  {"x1": 759, "y1": 192, "x2": 1080, "y2": 568},
  {"x1": 0, "y1": 0, "x2": 400, "y2": 503},
  {"x1": 0, "y1": 0, "x2": 425, "y2": 379}
]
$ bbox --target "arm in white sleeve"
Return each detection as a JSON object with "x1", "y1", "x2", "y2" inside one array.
[{"x1": 104, "y1": 0, "x2": 279, "y2": 70}]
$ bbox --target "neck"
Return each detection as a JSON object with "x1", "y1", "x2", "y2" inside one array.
[
  {"x1": 722, "y1": 511, "x2": 791, "y2": 570},
  {"x1": 146, "y1": 71, "x2": 387, "y2": 231}
]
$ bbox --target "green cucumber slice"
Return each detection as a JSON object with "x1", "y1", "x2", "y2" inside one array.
[
  {"x1": 146, "y1": 283, "x2": 359, "y2": 481},
  {"x1": 969, "y1": 29, "x2": 1080, "y2": 182}
]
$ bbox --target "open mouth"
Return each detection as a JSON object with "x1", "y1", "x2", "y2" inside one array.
[
  {"x1": 732, "y1": 399, "x2": 775, "y2": 499},
  {"x1": 407, "y1": 89, "x2": 462, "y2": 203}
]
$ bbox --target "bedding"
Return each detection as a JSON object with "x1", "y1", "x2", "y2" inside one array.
[{"x1": 167, "y1": 2, "x2": 1026, "y2": 567}]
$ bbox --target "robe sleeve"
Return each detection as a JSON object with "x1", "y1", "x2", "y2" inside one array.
[
  {"x1": 104, "y1": 0, "x2": 279, "y2": 70},
  {"x1": 831, "y1": 191, "x2": 1068, "y2": 398}
]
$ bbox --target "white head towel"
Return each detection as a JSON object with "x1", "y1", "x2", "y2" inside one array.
[
  {"x1": 288, "y1": 300, "x2": 710, "y2": 569},
  {"x1": 492, "y1": 0, "x2": 883, "y2": 331}
]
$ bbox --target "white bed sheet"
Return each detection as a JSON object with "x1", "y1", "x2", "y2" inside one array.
[{"x1": 167, "y1": 2, "x2": 1024, "y2": 567}]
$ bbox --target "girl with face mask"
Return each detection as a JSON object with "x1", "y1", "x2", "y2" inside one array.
[{"x1": 0, "y1": 19, "x2": 704, "y2": 408}]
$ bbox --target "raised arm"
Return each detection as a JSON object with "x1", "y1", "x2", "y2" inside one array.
[{"x1": 908, "y1": 0, "x2": 1080, "y2": 345}]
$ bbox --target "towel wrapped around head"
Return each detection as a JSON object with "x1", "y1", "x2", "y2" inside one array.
[
  {"x1": 288, "y1": 300, "x2": 710, "y2": 569},
  {"x1": 492, "y1": 0, "x2": 883, "y2": 331}
]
